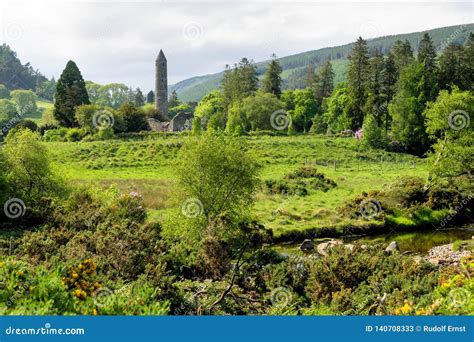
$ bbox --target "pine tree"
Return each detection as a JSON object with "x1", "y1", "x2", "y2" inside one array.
[
  {"x1": 463, "y1": 33, "x2": 474, "y2": 90},
  {"x1": 365, "y1": 50, "x2": 386, "y2": 127},
  {"x1": 261, "y1": 53, "x2": 283, "y2": 98},
  {"x1": 417, "y1": 33, "x2": 438, "y2": 102},
  {"x1": 347, "y1": 37, "x2": 370, "y2": 130},
  {"x1": 221, "y1": 58, "x2": 258, "y2": 109},
  {"x1": 381, "y1": 52, "x2": 398, "y2": 133},
  {"x1": 305, "y1": 64, "x2": 316, "y2": 89},
  {"x1": 314, "y1": 61, "x2": 334, "y2": 106},
  {"x1": 391, "y1": 40, "x2": 414, "y2": 74},
  {"x1": 438, "y1": 44, "x2": 465, "y2": 90},
  {"x1": 134, "y1": 88, "x2": 145, "y2": 106},
  {"x1": 54, "y1": 60, "x2": 90, "y2": 127},
  {"x1": 169, "y1": 90, "x2": 180, "y2": 108},
  {"x1": 146, "y1": 90, "x2": 154, "y2": 104}
]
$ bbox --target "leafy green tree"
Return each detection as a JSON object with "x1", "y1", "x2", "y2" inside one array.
[
  {"x1": 225, "y1": 103, "x2": 247, "y2": 135},
  {"x1": 319, "y1": 83, "x2": 351, "y2": 134},
  {"x1": 134, "y1": 88, "x2": 145, "y2": 107},
  {"x1": 0, "y1": 149, "x2": 8, "y2": 204},
  {"x1": 424, "y1": 87, "x2": 473, "y2": 178},
  {"x1": 417, "y1": 33, "x2": 438, "y2": 102},
  {"x1": 221, "y1": 58, "x2": 258, "y2": 109},
  {"x1": 191, "y1": 117, "x2": 202, "y2": 135},
  {"x1": 116, "y1": 103, "x2": 149, "y2": 132},
  {"x1": 361, "y1": 114, "x2": 386, "y2": 149},
  {"x1": 389, "y1": 62, "x2": 428, "y2": 155},
  {"x1": 168, "y1": 90, "x2": 180, "y2": 108},
  {"x1": 347, "y1": 37, "x2": 369, "y2": 130},
  {"x1": 86, "y1": 82, "x2": 129, "y2": 109},
  {"x1": 169, "y1": 103, "x2": 191, "y2": 117},
  {"x1": 261, "y1": 54, "x2": 283, "y2": 98},
  {"x1": 226, "y1": 92, "x2": 284, "y2": 132},
  {"x1": 0, "y1": 99, "x2": 18, "y2": 126},
  {"x1": 74, "y1": 104, "x2": 100, "y2": 131},
  {"x1": 85, "y1": 81, "x2": 101, "y2": 103},
  {"x1": 168, "y1": 133, "x2": 260, "y2": 239},
  {"x1": 146, "y1": 90, "x2": 155, "y2": 104},
  {"x1": 313, "y1": 61, "x2": 334, "y2": 106},
  {"x1": 438, "y1": 44, "x2": 465, "y2": 90},
  {"x1": 54, "y1": 60, "x2": 90, "y2": 127},
  {"x1": 391, "y1": 40, "x2": 414, "y2": 74},
  {"x1": 194, "y1": 90, "x2": 225, "y2": 130},
  {"x1": 35, "y1": 78, "x2": 56, "y2": 101},
  {"x1": 293, "y1": 88, "x2": 318, "y2": 132},
  {"x1": 10, "y1": 89, "x2": 37, "y2": 115},
  {"x1": 0, "y1": 84, "x2": 10, "y2": 99},
  {"x1": 3, "y1": 129, "x2": 64, "y2": 205}
]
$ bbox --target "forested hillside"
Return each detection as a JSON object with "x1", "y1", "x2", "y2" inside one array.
[{"x1": 170, "y1": 23, "x2": 473, "y2": 101}]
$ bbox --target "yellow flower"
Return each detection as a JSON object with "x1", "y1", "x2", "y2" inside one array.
[
  {"x1": 72, "y1": 272, "x2": 79, "y2": 279},
  {"x1": 93, "y1": 308, "x2": 98, "y2": 315}
]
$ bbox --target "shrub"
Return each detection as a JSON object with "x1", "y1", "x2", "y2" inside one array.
[
  {"x1": 264, "y1": 166, "x2": 336, "y2": 196},
  {"x1": 43, "y1": 128, "x2": 69, "y2": 141},
  {"x1": 305, "y1": 245, "x2": 438, "y2": 315},
  {"x1": 66, "y1": 128, "x2": 88, "y2": 141}
]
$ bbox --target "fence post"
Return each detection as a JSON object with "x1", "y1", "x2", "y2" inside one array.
[
  {"x1": 412, "y1": 160, "x2": 416, "y2": 169},
  {"x1": 333, "y1": 161, "x2": 336, "y2": 171}
]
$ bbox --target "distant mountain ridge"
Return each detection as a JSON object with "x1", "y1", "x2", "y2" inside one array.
[{"x1": 170, "y1": 23, "x2": 474, "y2": 102}]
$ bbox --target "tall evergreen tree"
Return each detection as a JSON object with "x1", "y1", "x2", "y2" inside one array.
[
  {"x1": 381, "y1": 52, "x2": 398, "y2": 133},
  {"x1": 53, "y1": 60, "x2": 90, "y2": 127},
  {"x1": 169, "y1": 90, "x2": 180, "y2": 108},
  {"x1": 261, "y1": 53, "x2": 283, "y2": 98},
  {"x1": 146, "y1": 90, "x2": 154, "y2": 104},
  {"x1": 221, "y1": 57, "x2": 258, "y2": 109},
  {"x1": 346, "y1": 37, "x2": 370, "y2": 130},
  {"x1": 305, "y1": 64, "x2": 316, "y2": 89},
  {"x1": 134, "y1": 87, "x2": 145, "y2": 107},
  {"x1": 391, "y1": 39, "x2": 414, "y2": 74},
  {"x1": 365, "y1": 50, "x2": 386, "y2": 127},
  {"x1": 314, "y1": 61, "x2": 334, "y2": 106},
  {"x1": 438, "y1": 44, "x2": 465, "y2": 90},
  {"x1": 417, "y1": 33, "x2": 438, "y2": 102},
  {"x1": 462, "y1": 33, "x2": 474, "y2": 90}
]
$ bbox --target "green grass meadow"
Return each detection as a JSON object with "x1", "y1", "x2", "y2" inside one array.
[{"x1": 46, "y1": 134, "x2": 428, "y2": 237}]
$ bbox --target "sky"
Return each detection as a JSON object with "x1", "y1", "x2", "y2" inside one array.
[{"x1": 0, "y1": 0, "x2": 472, "y2": 91}]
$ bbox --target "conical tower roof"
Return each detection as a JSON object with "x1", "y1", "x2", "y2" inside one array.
[{"x1": 156, "y1": 49, "x2": 166, "y2": 61}]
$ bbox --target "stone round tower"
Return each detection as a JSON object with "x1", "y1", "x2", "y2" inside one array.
[{"x1": 155, "y1": 49, "x2": 168, "y2": 118}]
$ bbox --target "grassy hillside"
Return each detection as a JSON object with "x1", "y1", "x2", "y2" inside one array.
[
  {"x1": 47, "y1": 134, "x2": 428, "y2": 238},
  {"x1": 170, "y1": 23, "x2": 474, "y2": 102}
]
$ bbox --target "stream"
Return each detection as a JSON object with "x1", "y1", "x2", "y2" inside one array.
[{"x1": 274, "y1": 225, "x2": 474, "y2": 255}]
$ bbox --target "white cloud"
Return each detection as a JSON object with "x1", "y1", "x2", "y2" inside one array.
[{"x1": 0, "y1": 0, "x2": 472, "y2": 91}]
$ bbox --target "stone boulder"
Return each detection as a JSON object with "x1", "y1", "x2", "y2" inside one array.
[
  {"x1": 317, "y1": 239, "x2": 343, "y2": 256},
  {"x1": 385, "y1": 241, "x2": 399, "y2": 253},
  {"x1": 300, "y1": 239, "x2": 314, "y2": 252}
]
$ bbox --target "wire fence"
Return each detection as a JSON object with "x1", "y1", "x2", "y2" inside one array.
[{"x1": 303, "y1": 157, "x2": 421, "y2": 172}]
